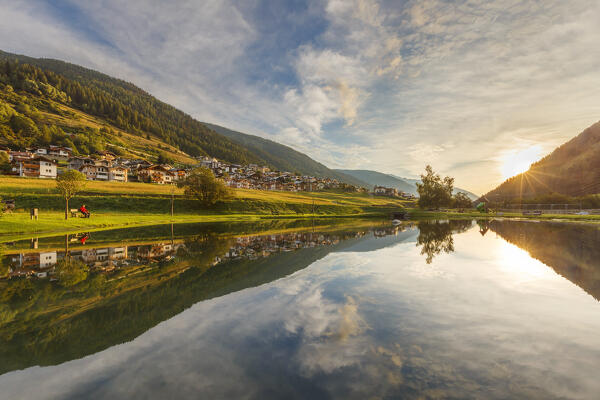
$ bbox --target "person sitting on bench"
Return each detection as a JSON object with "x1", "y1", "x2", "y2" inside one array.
[
  {"x1": 79, "y1": 204, "x2": 90, "y2": 218},
  {"x1": 79, "y1": 233, "x2": 90, "y2": 244}
]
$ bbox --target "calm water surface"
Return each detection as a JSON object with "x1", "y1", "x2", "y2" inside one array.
[{"x1": 0, "y1": 219, "x2": 599, "y2": 399}]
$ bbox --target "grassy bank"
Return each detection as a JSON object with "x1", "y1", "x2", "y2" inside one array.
[
  {"x1": 0, "y1": 176, "x2": 408, "y2": 238},
  {"x1": 0, "y1": 212, "x2": 394, "y2": 242}
]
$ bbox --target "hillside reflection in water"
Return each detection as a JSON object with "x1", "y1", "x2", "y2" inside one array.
[{"x1": 0, "y1": 219, "x2": 599, "y2": 399}]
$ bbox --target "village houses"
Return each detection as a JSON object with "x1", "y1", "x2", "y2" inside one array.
[
  {"x1": 373, "y1": 185, "x2": 399, "y2": 197},
  {"x1": 68, "y1": 157, "x2": 129, "y2": 182},
  {"x1": 2, "y1": 145, "x2": 364, "y2": 192},
  {"x1": 137, "y1": 165, "x2": 175, "y2": 184},
  {"x1": 30, "y1": 145, "x2": 72, "y2": 160}
]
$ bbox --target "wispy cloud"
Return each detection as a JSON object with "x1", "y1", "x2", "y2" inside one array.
[{"x1": 0, "y1": 0, "x2": 599, "y2": 193}]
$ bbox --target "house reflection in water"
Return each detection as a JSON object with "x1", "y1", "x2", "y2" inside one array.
[
  {"x1": 4, "y1": 241, "x2": 180, "y2": 280},
  {"x1": 2, "y1": 226, "x2": 403, "y2": 281}
]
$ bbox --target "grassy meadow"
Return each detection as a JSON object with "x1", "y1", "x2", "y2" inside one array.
[{"x1": 0, "y1": 176, "x2": 409, "y2": 238}]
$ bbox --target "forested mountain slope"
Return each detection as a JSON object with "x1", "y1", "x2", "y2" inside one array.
[
  {"x1": 484, "y1": 121, "x2": 600, "y2": 199},
  {"x1": 0, "y1": 50, "x2": 262, "y2": 164}
]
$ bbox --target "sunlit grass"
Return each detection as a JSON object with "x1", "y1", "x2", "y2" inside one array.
[{"x1": 0, "y1": 176, "x2": 410, "y2": 239}]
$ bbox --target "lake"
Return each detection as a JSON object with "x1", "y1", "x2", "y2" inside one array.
[{"x1": 0, "y1": 218, "x2": 599, "y2": 399}]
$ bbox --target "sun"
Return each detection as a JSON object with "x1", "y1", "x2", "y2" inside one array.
[{"x1": 500, "y1": 145, "x2": 543, "y2": 179}]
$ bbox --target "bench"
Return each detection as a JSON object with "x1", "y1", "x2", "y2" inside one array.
[
  {"x1": 70, "y1": 208, "x2": 79, "y2": 217},
  {"x1": 522, "y1": 210, "x2": 542, "y2": 216}
]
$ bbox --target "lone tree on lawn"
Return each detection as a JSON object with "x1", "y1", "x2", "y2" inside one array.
[
  {"x1": 416, "y1": 165, "x2": 454, "y2": 209},
  {"x1": 56, "y1": 170, "x2": 87, "y2": 220},
  {"x1": 178, "y1": 167, "x2": 232, "y2": 207}
]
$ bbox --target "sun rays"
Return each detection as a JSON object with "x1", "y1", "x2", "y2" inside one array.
[{"x1": 500, "y1": 146, "x2": 543, "y2": 180}]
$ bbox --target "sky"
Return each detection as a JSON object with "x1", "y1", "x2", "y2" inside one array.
[{"x1": 1, "y1": 0, "x2": 599, "y2": 194}]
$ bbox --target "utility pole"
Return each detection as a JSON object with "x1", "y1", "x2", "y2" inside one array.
[{"x1": 170, "y1": 185, "x2": 175, "y2": 217}]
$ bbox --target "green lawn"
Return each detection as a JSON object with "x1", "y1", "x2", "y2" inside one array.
[
  {"x1": 0, "y1": 176, "x2": 408, "y2": 206},
  {"x1": 0, "y1": 211, "x2": 392, "y2": 242},
  {"x1": 0, "y1": 212, "x2": 233, "y2": 240},
  {"x1": 0, "y1": 176, "x2": 410, "y2": 239},
  {"x1": 0, "y1": 176, "x2": 409, "y2": 214}
]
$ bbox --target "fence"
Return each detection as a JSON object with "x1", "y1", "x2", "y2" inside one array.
[{"x1": 494, "y1": 203, "x2": 600, "y2": 215}]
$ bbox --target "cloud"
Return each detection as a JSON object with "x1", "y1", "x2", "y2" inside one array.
[
  {"x1": 1, "y1": 0, "x2": 600, "y2": 193},
  {"x1": 331, "y1": 81, "x2": 360, "y2": 126},
  {"x1": 409, "y1": 3, "x2": 429, "y2": 27}
]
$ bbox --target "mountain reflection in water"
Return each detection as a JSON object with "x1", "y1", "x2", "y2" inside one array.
[
  {"x1": 0, "y1": 220, "x2": 406, "y2": 375},
  {"x1": 488, "y1": 219, "x2": 600, "y2": 301},
  {"x1": 1, "y1": 219, "x2": 599, "y2": 400}
]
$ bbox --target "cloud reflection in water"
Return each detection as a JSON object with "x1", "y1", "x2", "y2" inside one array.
[{"x1": 1, "y1": 222, "x2": 600, "y2": 399}]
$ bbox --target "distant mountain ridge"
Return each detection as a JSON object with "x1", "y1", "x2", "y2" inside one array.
[
  {"x1": 202, "y1": 123, "x2": 370, "y2": 187},
  {"x1": 483, "y1": 120, "x2": 600, "y2": 200},
  {"x1": 336, "y1": 169, "x2": 479, "y2": 199},
  {"x1": 335, "y1": 169, "x2": 416, "y2": 193}
]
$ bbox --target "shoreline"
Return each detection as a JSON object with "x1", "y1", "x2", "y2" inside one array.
[
  {"x1": 407, "y1": 209, "x2": 600, "y2": 223},
  {"x1": 2, "y1": 208, "x2": 599, "y2": 244},
  {"x1": 0, "y1": 211, "x2": 390, "y2": 243}
]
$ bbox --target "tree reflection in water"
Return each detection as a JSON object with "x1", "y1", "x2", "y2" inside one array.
[{"x1": 416, "y1": 220, "x2": 473, "y2": 264}]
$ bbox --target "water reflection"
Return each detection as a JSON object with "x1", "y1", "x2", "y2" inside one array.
[
  {"x1": 415, "y1": 219, "x2": 472, "y2": 263},
  {"x1": 489, "y1": 219, "x2": 600, "y2": 301},
  {"x1": 0, "y1": 221, "x2": 404, "y2": 375},
  {"x1": 2, "y1": 226, "x2": 406, "y2": 280},
  {"x1": 1, "y1": 219, "x2": 600, "y2": 399}
]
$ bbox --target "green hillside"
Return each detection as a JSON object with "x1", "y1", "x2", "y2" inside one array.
[
  {"x1": 483, "y1": 120, "x2": 600, "y2": 200},
  {"x1": 0, "y1": 50, "x2": 264, "y2": 164},
  {"x1": 204, "y1": 122, "x2": 369, "y2": 187}
]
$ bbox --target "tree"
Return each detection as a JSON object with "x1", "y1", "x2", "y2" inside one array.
[
  {"x1": 56, "y1": 170, "x2": 86, "y2": 219},
  {"x1": 156, "y1": 152, "x2": 174, "y2": 165},
  {"x1": 453, "y1": 192, "x2": 473, "y2": 209},
  {"x1": 0, "y1": 151, "x2": 11, "y2": 174},
  {"x1": 416, "y1": 165, "x2": 454, "y2": 209},
  {"x1": 55, "y1": 258, "x2": 88, "y2": 287},
  {"x1": 416, "y1": 220, "x2": 472, "y2": 264},
  {"x1": 178, "y1": 167, "x2": 232, "y2": 207}
]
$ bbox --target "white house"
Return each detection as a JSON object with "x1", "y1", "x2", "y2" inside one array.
[{"x1": 15, "y1": 157, "x2": 57, "y2": 178}]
